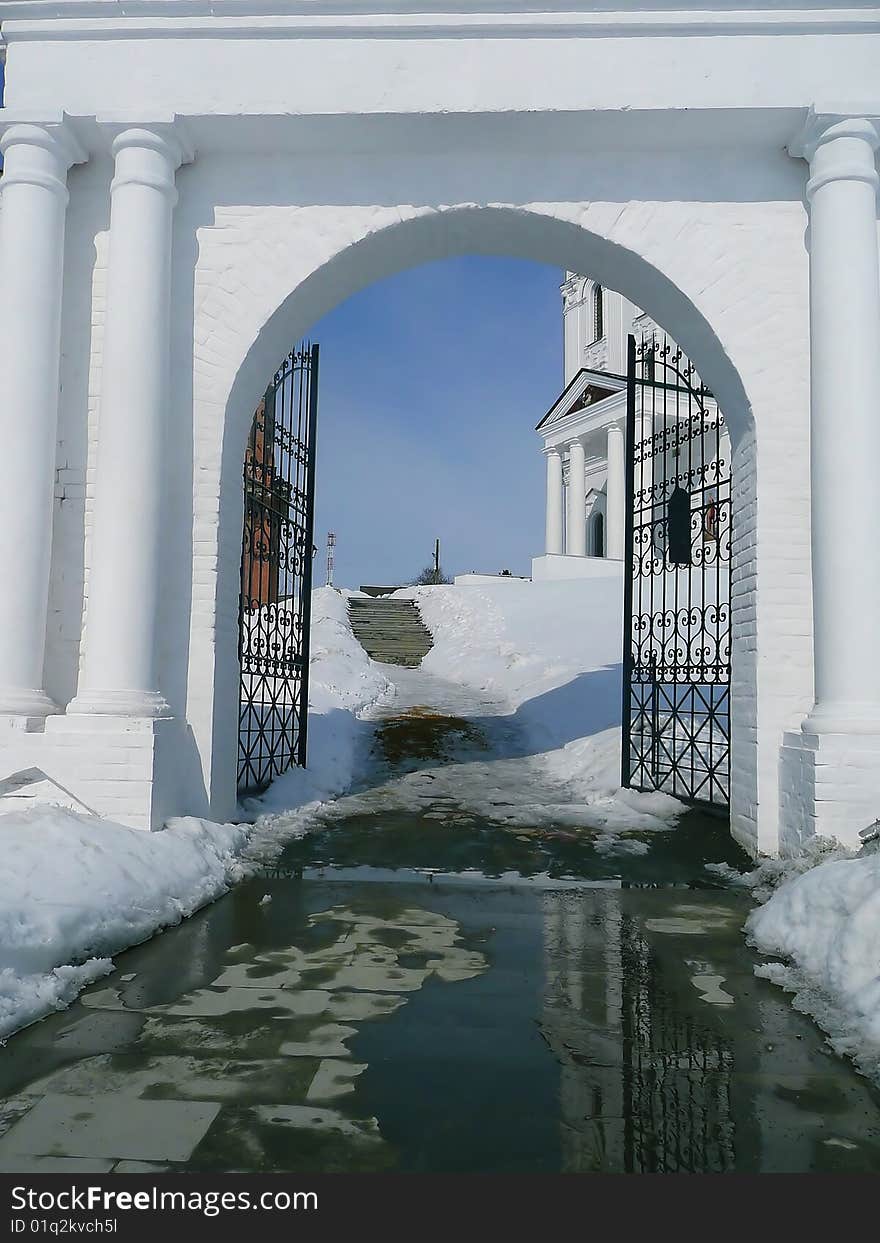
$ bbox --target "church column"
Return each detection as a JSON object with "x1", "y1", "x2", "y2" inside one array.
[
  {"x1": 605, "y1": 423, "x2": 626, "y2": 560},
  {"x1": 0, "y1": 120, "x2": 85, "y2": 716},
  {"x1": 795, "y1": 113, "x2": 880, "y2": 735},
  {"x1": 778, "y1": 111, "x2": 880, "y2": 847},
  {"x1": 566, "y1": 440, "x2": 587, "y2": 557},
  {"x1": 544, "y1": 447, "x2": 564, "y2": 554},
  {"x1": 70, "y1": 126, "x2": 192, "y2": 717}
]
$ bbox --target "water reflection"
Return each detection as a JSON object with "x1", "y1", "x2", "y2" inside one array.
[
  {"x1": 539, "y1": 887, "x2": 880, "y2": 1172},
  {"x1": 0, "y1": 895, "x2": 488, "y2": 1171},
  {"x1": 542, "y1": 890, "x2": 739, "y2": 1171},
  {"x1": 0, "y1": 863, "x2": 878, "y2": 1172}
]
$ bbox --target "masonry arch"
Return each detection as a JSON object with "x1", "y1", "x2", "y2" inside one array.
[
  {"x1": 215, "y1": 208, "x2": 754, "y2": 468},
  {"x1": 189, "y1": 202, "x2": 785, "y2": 854}
]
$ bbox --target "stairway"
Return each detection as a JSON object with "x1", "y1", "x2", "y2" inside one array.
[{"x1": 348, "y1": 596, "x2": 434, "y2": 667}]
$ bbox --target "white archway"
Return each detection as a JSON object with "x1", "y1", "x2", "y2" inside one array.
[
  {"x1": 3, "y1": 7, "x2": 877, "y2": 855},
  {"x1": 192, "y1": 203, "x2": 778, "y2": 856}
]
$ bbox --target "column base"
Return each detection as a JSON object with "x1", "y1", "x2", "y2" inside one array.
[
  {"x1": 779, "y1": 728, "x2": 880, "y2": 854},
  {"x1": 67, "y1": 689, "x2": 170, "y2": 718},
  {"x1": 0, "y1": 687, "x2": 57, "y2": 718},
  {"x1": 1, "y1": 714, "x2": 186, "y2": 830},
  {"x1": 801, "y1": 702, "x2": 880, "y2": 736}
]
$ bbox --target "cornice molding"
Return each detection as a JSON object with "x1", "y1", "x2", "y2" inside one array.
[{"x1": 4, "y1": 4, "x2": 880, "y2": 42}]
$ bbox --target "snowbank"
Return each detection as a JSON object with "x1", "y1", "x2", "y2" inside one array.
[
  {"x1": 0, "y1": 588, "x2": 389, "y2": 1041},
  {"x1": 248, "y1": 587, "x2": 391, "y2": 816},
  {"x1": 745, "y1": 842, "x2": 880, "y2": 1081},
  {"x1": 400, "y1": 580, "x2": 682, "y2": 829},
  {"x1": 0, "y1": 808, "x2": 248, "y2": 1040}
]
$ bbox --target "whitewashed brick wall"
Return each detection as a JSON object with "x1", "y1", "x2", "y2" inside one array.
[
  {"x1": 176, "y1": 185, "x2": 813, "y2": 848},
  {"x1": 1, "y1": 145, "x2": 818, "y2": 844}
]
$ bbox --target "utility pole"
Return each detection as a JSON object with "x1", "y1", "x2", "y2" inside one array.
[
  {"x1": 433, "y1": 538, "x2": 440, "y2": 584},
  {"x1": 326, "y1": 531, "x2": 336, "y2": 587}
]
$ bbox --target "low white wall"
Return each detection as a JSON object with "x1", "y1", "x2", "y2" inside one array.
[
  {"x1": 532, "y1": 555, "x2": 625, "y2": 583},
  {"x1": 453, "y1": 573, "x2": 529, "y2": 586}
]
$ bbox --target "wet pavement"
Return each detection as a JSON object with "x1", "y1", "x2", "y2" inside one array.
[{"x1": 1, "y1": 681, "x2": 879, "y2": 1173}]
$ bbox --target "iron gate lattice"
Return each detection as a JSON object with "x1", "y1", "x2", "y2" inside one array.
[
  {"x1": 237, "y1": 343, "x2": 319, "y2": 794},
  {"x1": 622, "y1": 333, "x2": 731, "y2": 807}
]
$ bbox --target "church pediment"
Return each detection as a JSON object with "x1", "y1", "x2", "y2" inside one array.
[
  {"x1": 567, "y1": 383, "x2": 616, "y2": 414},
  {"x1": 536, "y1": 367, "x2": 624, "y2": 431}
]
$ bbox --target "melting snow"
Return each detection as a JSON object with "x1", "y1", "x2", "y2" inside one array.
[
  {"x1": 0, "y1": 810, "x2": 248, "y2": 1040},
  {"x1": 746, "y1": 844, "x2": 880, "y2": 1083}
]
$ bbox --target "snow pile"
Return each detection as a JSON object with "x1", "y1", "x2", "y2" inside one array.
[
  {"x1": 745, "y1": 843, "x2": 880, "y2": 1081},
  {"x1": 400, "y1": 579, "x2": 682, "y2": 831},
  {"x1": 740, "y1": 834, "x2": 855, "y2": 904},
  {"x1": 248, "y1": 587, "x2": 391, "y2": 817},
  {"x1": 0, "y1": 589, "x2": 387, "y2": 1040},
  {"x1": 0, "y1": 807, "x2": 248, "y2": 1040}
]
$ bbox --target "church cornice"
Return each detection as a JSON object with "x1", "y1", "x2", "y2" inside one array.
[{"x1": 4, "y1": 3, "x2": 880, "y2": 41}]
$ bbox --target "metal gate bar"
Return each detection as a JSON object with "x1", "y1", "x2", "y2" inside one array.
[
  {"x1": 622, "y1": 333, "x2": 731, "y2": 808},
  {"x1": 237, "y1": 342, "x2": 319, "y2": 795}
]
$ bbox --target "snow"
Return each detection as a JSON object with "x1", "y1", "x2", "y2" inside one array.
[
  {"x1": 247, "y1": 587, "x2": 392, "y2": 818},
  {"x1": 0, "y1": 808, "x2": 248, "y2": 1041},
  {"x1": 745, "y1": 841, "x2": 880, "y2": 1082},
  {"x1": 398, "y1": 580, "x2": 682, "y2": 831}
]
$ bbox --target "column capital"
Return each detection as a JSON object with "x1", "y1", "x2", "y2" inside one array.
[
  {"x1": 542, "y1": 443, "x2": 563, "y2": 458},
  {"x1": 0, "y1": 115, "x2": 87, "y2": 199},
  {"x1": 789, "y1": 108, "x2": 880, "y2": 197},
  {"x1": 103, "y1": 119, "x2": 195, "y2": 165},
  {"x1": 99, "y1": 118, "x2": 195, "y2": 199},
  {"x1": 566, "y1": 437, "x2": 585, "y2": 453}
]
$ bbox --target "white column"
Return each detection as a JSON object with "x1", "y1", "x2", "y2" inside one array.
[
  {"x1": 70, "y1": 126, "x2": 191, "y2": 717},
  {"x1": 566, "y1": 440, "x2": 587, "y2": 557},
  {"x1": 605, "y1": 423, "x2": 626, "y2": 560},
  {"x1": 544, "y1": 447, "x2": 564, "y2": 554},
  {"x1": 794, "y1": 113, "x2": 880, "y2": 735},
  {"x1": 0, "y1": 121, "x2": 85, "y2": 716}
]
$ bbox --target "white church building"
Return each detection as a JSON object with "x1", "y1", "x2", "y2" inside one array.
[{"x1": 533, "y1": 279, "x2": 726, "y2": 581}]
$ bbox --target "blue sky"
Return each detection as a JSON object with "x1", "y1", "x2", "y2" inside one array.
[{"x1": 309, "y1": 256, "x2": 563, "y2": 589}]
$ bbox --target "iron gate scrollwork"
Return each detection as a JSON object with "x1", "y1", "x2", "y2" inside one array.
[
  {"x1": 622, "y1": 334, "x2": 731, "y2": 807},
  {"x1": 238, "y1": 343, "x2": 319, "y2": 794}
]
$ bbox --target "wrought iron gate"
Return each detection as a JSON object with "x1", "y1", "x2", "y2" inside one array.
[
  {"x1": 621, "y1": 333, "x2": 731, "y2": 807},
  {"x1": 237, "y1": 343, "x2": 319, "y2": 794}
]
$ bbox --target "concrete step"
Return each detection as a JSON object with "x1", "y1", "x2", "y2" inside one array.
[{"x1": 348, "y1": 596, "x2": 434, "y2": 667}]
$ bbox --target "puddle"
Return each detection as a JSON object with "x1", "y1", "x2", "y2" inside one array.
[
  {"x1": 645, "y1": 904, "x2": 738, "y2": 935},
  {"x1": 689, "y1": 973, "x2": 735, "y2": 1006},
  {"x1": 1, "y1": 868, "x2": 878, "y2": 1173},
  {"x1": 376, "y1": 707, "x2": 489, "y2": 765}
]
